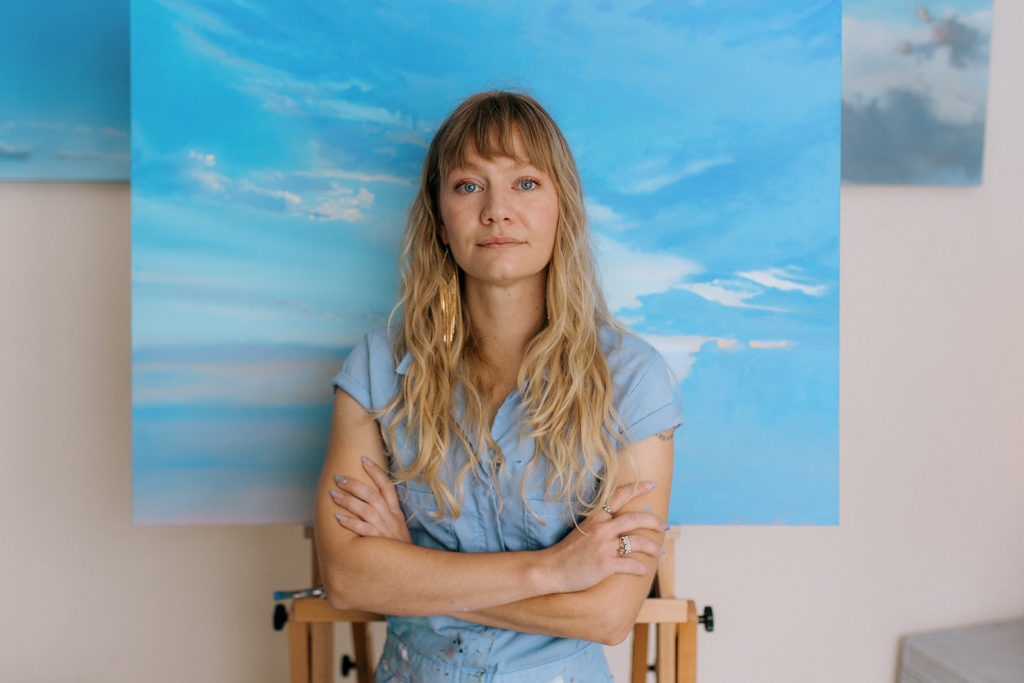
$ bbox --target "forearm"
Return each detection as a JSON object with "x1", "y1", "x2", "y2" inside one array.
[
  {"x1": 448, "y1": 572, "x2": 655, "y2": 645},
  {"x1": 319, "y1": 534, "x2": 551, "y2": 616}
]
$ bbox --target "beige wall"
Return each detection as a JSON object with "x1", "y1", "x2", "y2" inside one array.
[{"x1": 3, "y1": 3, "x2": 1022, "y2": 680}]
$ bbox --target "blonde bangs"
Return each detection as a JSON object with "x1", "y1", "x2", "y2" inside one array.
[{"x1": 434, "y1": 92, "x2": 565, "y2": 181}]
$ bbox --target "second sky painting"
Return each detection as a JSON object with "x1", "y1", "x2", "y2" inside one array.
[
  {"x1": 132, "y1": 1, "x2": 840, "y2": 525},
  {"x1": 842, "y1": 1, "x2": 994, "y2": 185}
]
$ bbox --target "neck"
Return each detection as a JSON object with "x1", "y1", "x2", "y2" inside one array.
[{"x1": 464, "y1": 275, "x2": 547, "y2": 376}]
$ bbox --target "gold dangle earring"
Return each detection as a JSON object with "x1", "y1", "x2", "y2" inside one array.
[{"x1": 440, "y1": 250, "x2": 459, "y2": 346}]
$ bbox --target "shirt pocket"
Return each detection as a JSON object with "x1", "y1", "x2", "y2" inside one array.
[
  {"x1": 395, "y1": 479, "x2": 458, "y2": 551},
  {"x1": 521, "y1": 496, "x2": 576, "y2": 550}
]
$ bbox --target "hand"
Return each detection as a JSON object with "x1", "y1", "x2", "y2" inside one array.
[
  {"x1": 540, "y1": 481, "x2": 667, "y2": 594},
  {"x1": 329, "y1": 457, "x2": 412, "y2": 544}
]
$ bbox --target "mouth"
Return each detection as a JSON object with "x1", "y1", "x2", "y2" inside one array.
[{"x1": 477, "y1": 237, "x2": 524, "y2": 248}]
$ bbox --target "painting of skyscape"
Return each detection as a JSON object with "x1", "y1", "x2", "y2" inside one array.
[
  {"x1": 131, "y1": 1, "x2": 840, "y2": 525},
  {"x1": 843, "y1": 1, "x2": 994, "y2": 185}
]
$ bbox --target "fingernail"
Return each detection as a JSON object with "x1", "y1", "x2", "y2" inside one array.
[
  {"x1": 361, "y1": 456, "x2": 370, "y2": 465},
  {"x1": 660, "y1": 547, "x2": 666, "y2": 555},
  {"x1": 644, "y1": 505, "x2": 651, "y2": 512},
  {"x1": 330, "y1": 489, "x2": 342, "y2": 498},
  {"x1": 335, "y1": 513, "x2": 348, "y2": 522},
  {"x1": 662, "y1": 522, "x2": 670, "y2": 530},
  {"x1": 647, "y1": 481, "x2": 657, "y2": 489},
  {"x1": 334, "y1": 475, "x2": 347, "y2": 485}
]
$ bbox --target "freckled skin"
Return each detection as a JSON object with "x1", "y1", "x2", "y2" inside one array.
[{"x1": 438, "y1": 141, "x2": 559, "y2": 295}]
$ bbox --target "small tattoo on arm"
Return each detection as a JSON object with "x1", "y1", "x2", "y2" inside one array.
[{"x1": 656, "y1": 430, "x2": 673, "y2": 441}]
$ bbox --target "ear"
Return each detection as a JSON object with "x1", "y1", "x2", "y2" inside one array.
[{"x1": 439, "y1": 224, "x2": 449, "y2": 245}]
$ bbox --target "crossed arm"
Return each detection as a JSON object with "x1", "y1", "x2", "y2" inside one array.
[{"x1": 313, "y1": 389, "x2": 675, "y2": 646}]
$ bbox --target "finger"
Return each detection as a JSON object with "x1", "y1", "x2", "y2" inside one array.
[
  {"x1": 607, "y1": 511, "x2": 668, "y2": 537},
  {"x1": 613, "y1": 557, "x2": 651, "y2": 577},
  {"x1": 606, "y1": 481, "x2": 657, "y2": 514},
  {"x1": 361, "y1": 457, "x2": 403, "y2": 512},
  {"x1": 614, "y1": 534, "x2": 665, "y2": 559},
  {"x1": 334, "y1": 512, "x2": 384, "y2": 538},
  {"x1": 336, "y1": 475, "x2": 390, "y2": 512},
  {"x1": 331, "y1": 489, "x2": 385, "y2": 528}
]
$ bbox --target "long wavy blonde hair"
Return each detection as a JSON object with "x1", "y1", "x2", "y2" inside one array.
[{"x1": 384, "y1": 91, "x2": 628, "y2": 518}]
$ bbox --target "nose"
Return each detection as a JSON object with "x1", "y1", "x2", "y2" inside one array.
[{"x1": 480, "y1": 187, "x2": 512, "y2": 224}]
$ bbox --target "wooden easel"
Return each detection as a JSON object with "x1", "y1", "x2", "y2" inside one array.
[{"x1": 285, "y1": 526, "x2": 702, "y2": 682}]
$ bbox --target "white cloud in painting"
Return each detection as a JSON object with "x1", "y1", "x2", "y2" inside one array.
[
  {"x1": 737, "y1": 267, "x2": 828, "y2": 296},
  {"x1": 625, "y1": 156, "x2": 733, "y2": 195},
  {"x1": 306, "y1": 186, "x2": 374, "y2": 222},
  {"x1": 237, "y1": 180, "x2": 301, "y2": 205},
  {"x1": 586, "y1": 200, "x2": 631, "y2": 231},
  {"x1": 0, "y1": 142, "x2": 32, "y2": 159},
  {"x1": 189, "y1": 149, "x2": 216, "y2": 166},
  {"x1": 749, "y1": 339, "x2": 796, "y2": 350},
  {"x1": 182, "y1": 150, "x2": 371, "y2": 221},
  {"x1": 298, "y1": 168, "x2": 417, "y2": 186},
  {"x1": 593, "y1": 233, "x2": 703, "y2": 313},
  {"x1": 192, "y1": 169, "x2": 228, "y2": 193},
  {"x1": 173, "y1": 10, "x2": 411, "y2": 133},
  {"x1": 674, "y1": 279, "x2": 789, "y2": 312},
  {"x1": 641, "y1": 333, "x2": 739, "y2": 383},
  {"x1": 321, "y1": 100, "x2": 411, "y2": 128}
]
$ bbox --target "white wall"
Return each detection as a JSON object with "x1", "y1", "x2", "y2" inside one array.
[{"x1": 2, "y1": 3, "x2": 1021, "y2": 681}]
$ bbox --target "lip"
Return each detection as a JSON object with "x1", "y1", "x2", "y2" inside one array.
[{"x1": 477, "y1": 237, "x2": 523, "y2": 248}]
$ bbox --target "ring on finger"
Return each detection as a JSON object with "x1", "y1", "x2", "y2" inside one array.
[
  {"x1": 602, "y1": 504, "x2": 613, "y2": 515},
  {"x1": 618, "y1": 535, "x2": 632, "y2": 555}
]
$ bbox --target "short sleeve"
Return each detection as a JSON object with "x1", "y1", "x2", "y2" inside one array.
[
  {"x1": 331, "y1": 334, "x2": 374, "y2": 411},
  {"x1": 621, "y1": 353, "x2": 684, "y2": 445},
  {"x1": 603, "y1": 329, "x2": 684, "y2": 446}
]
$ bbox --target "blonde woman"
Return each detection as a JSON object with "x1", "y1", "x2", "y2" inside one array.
[{"x1": 315, "y1": 91, "x2": 682, "y2": 681}]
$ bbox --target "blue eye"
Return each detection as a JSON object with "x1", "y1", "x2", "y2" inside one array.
[
  {"x1": 518, "y1": 179, "x2": 536, "y2": 190},
  {"x1": 457, "y1": 182, "x2": 479, "y2": 194}
]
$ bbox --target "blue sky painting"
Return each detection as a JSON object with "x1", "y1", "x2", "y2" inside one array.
[
  {"x1": 842, "y1": 1, "x2": 994, "y2": 184},
  {"x1": 131, "y1": 1, "x2": 840, "y2": 525},
  {"x1": 0, "y1": 0, "x2": 129, "y2": 181}
]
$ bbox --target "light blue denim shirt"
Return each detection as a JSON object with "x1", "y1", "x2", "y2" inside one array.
[{"x1": 332, "y1": 325, "x2": 683, "y2": 682}]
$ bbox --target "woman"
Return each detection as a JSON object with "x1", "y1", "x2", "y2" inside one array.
[{"x1": 315, "y1": 91, "x2": 683, "y2": 681}]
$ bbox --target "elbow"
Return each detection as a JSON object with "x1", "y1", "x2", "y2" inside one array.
[
  {"x1": 322, "y1": 567, "x2": 364, "y2": 611},
  {"x1": 325, "y1": 588, "x2": 351, "y2": 611},
  {"x1": 591, "y1": 611, "x2": 640, "y2": 647},
  {"x1": 323, "y1": 573, "x2": 350, "y2": 610},
  {"x1": 598, "y1": 622, "x2": 635, "y2": 647},
  {"x1": 324, "y1": 576, "x2": 371, "y2": 611},
  {"x1": 318, "y1": 552, "x2": 361, "y2": 611}
]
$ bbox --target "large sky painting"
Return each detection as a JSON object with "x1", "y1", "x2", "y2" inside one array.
[
  {"x1": 842, "y1": 1, "x2": 994, "y2": 184},
  {"x1": 132, "y1": 1, "x2": 840, "y2": 525},
  {"x1": 0, "y1": 0, "x2": 129, "y2": 181}
]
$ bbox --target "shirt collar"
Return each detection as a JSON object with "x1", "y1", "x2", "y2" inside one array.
[{"x1": 396, "y1": 352, "x2": 413, "y2": 375}]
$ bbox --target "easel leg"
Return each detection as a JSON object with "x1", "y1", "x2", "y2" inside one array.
[
  {"x1": 631, "y1": 622, "x2": 650, "y2": 682},
  {"x1": 310, "y1": 622, "x2": 333, "y2": 683},
  {"x1": 352, "y1": 622, "x2": 374, "y2": 683},
  {"x1": 288, "y1": 617, "x2": 311, "y2": 683},
  {"x1": 676, "y1": 602, "x2": 698, "y2": 683},
  {"x1": 657, "y1": 622, "x2": 677, "y2": 681}
]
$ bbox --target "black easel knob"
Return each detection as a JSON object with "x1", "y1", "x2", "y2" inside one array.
[
  {"x1": 340, "y1": 654, "x2": 357, "y2": 677},
  {"x1": 272, "y1": 604, "x2": 289, "y2": 631},
  {"x1": 699, "y1": 605, "x2": 714, "y2": 632}
]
